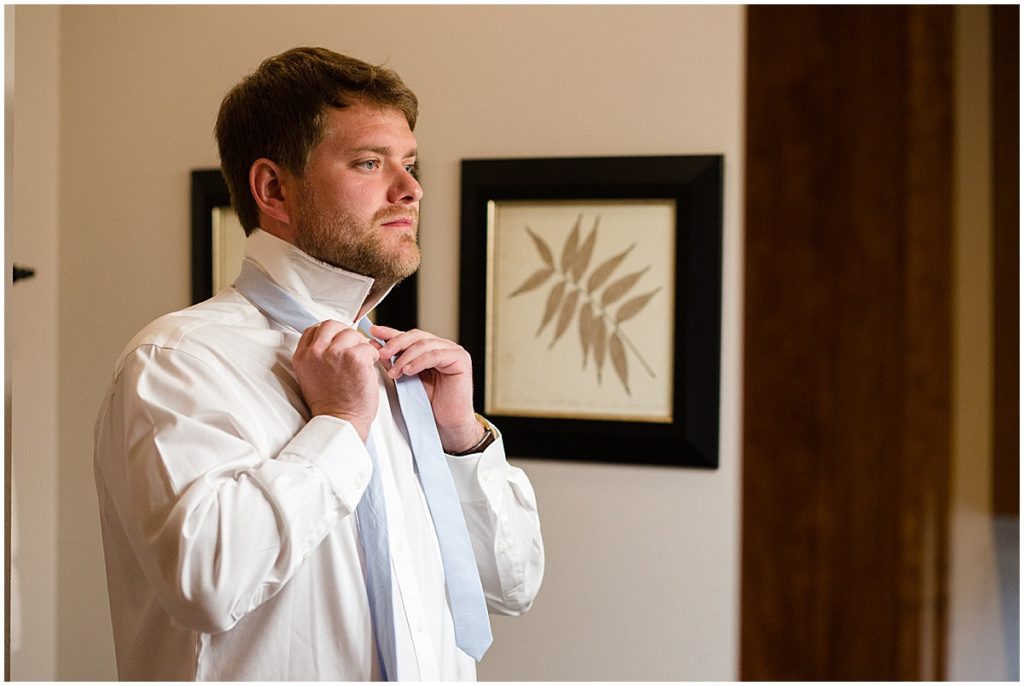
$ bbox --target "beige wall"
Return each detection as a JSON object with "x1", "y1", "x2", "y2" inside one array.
[
  {"x1": 11, "y1": 5, "x2": 745, "y2": 680},
  {"x1": 9, "y1": 5, "x2": 60, "y2": 680}
]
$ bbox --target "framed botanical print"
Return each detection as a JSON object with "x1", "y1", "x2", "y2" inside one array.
[{"x1": 459, "y1": 156, "x2": 723, "y2": 468}]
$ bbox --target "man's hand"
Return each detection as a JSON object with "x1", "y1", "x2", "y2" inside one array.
[
  {"x1": 371, "y1": 325, "x2": 485, "y2": 454},
  {"x1": 293, "y1": 320, "x2": 380, "y2": 441}
]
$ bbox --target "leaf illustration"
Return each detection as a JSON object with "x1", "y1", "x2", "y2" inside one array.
[
  {"x1": 536, "y1": 280, "x2": 566, "y2": 336},
  {"x1": 509, "y1": 267, "x2": 554, "y2": 297},
  {"x1": 526, "y1": 227, "x2": 555, "y2": 268},
  {"x1": 586, "y1": 244, "x2": 635, "y2": 293},
  {"x1": 550, "y1": 289, "x2": 579, "y2": 349},
  {"x1": 592, "y1": 316, "x2": 607, "y2": 382},
  {"x1": 615, "y1": 287, "x2": 661, "y2": 323},
  {"x1": 514, "y1": 213, "x2": 658, "y2": 392},
  {"x1": 601, "y1": 267, "x2": 649, "y2": 307},
  {"x1": 578, "y1": 301, "x2": 595, "y2": 368},
  {"x1": 609, "y1": 331, "x2": 630, "y2": 395},
  {"x1": 559, "y1": 214, "x2": 582, "y2": 273},
  {"x1": 569, "y1": 217, "x2": 600, "y2": 283}
]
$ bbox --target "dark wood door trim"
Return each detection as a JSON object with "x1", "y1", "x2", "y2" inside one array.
[
  {"x1": 741, "y1": 6, "x2": 953, "y2": 679},
  {"x1": 991, "y1": 4, "x2": 1019, "y2": 517}
]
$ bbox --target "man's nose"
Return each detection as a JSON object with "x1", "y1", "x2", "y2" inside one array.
[{"x1": 389, "y1": 168, "x2": 423, "y2": 204}]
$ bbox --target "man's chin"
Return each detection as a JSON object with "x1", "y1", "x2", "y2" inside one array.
[
  {"x1": 374, "y1": 247, "x2": 420, "y2": 286},
  {"x1": 394, "y1": 256, "x2": 421, "y2": 282},
  {"x1": 395, "y1": 240, "x2": 421, "y2": 274}
]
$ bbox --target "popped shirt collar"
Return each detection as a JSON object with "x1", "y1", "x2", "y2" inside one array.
[{"x1": 242, "y1": 228, "x2": 390, "y2": 327}]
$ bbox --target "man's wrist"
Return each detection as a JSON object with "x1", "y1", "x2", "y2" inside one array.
[{"x1": 445, "y1": 414, "x2": 496, "y2": 456}]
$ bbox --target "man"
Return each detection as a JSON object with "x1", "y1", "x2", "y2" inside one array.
[{"x1": 94, "y1": 47, "x2": 544, "y2": 681}]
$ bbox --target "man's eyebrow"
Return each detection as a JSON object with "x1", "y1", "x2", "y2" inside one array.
[{"x1": 348, "y1": 145, "x2": 418, "y2": 158}]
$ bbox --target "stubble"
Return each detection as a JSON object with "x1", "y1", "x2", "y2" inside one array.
[{"x1": 294, "y1": 187, "x2": 421, "y2": 294}]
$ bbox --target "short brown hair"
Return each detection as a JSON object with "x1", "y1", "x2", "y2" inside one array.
[{"x1": 215, "y1": 47, "x2": 419, "y2": 235}]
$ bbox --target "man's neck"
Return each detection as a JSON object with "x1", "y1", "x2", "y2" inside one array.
[{"x1": 357, "y1": 281, "x2": 395, "y2": 323}]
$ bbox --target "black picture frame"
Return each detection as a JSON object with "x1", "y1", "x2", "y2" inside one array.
[
  {"x1": 459, "y1": 156, "x2": 723, "y2": 468},
  {"x1": 190, "y1": 168, "x2": 418, "y2": 331},
  {"x1": 190, "y1": 169, "x2": 230, "y2": 305}
]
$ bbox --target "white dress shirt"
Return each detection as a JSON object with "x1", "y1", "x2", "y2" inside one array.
[{"x1": 94, "y1": 229, "x2": 544, "y2": 681}]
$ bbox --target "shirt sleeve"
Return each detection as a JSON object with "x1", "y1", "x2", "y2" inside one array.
[
  {"x1": 445, "y1": 423, "x2": 545, "y2": 616},
  {"x1": 94, "y1": 343, "x2": 372, "y2": 634}
]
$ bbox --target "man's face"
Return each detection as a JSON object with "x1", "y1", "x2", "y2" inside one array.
[{"x1": 290, "y1": 101, "x2": 422, "y2": 288}]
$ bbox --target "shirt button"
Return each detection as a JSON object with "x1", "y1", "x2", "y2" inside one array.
[{"x1": 481, "y1": 468, "x2": 492, "y2": 482}]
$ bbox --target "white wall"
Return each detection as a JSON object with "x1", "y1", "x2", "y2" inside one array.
[{"x1": 11, "y1": 5, "x2": 745, "y2": 680}]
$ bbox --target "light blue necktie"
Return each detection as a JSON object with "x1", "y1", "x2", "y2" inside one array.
[{"x1": 233, "y1": 260, "x2": 493, "y2": 679}]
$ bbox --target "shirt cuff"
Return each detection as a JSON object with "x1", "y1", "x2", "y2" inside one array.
[
  {"x1": 278, "y1": 414, "x2": 373, "y2": 512},
  {"x1": 445, "y1": 423, "x2": 508, "y2": 504}
]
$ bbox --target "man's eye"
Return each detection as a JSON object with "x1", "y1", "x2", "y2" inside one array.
[{"x1": 357, "y1": 160, "x2": 379, "y2": 170}]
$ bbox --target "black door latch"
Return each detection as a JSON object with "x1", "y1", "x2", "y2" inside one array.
[{"x1": 13, "y1": 264, "x2": 36, "y2": 283}]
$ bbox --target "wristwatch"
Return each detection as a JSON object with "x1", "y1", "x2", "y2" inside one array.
[{"x1": 449, "y1": 414, "x2": 496, "y2": 456}]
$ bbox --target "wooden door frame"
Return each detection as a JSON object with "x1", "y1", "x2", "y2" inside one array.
[
  {"x1": 991, "y1": 5, "x2": 1019, "y2": 517},
  {"x1": 741, "y1": 6, "x2": 954, "y2": 679}
]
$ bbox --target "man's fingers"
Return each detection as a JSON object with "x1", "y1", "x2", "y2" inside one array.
[
  {"x1": 389, "y1": 340, "x2": 468, "y2": 379},
  {"x1": 298, "y1": 320, "x2": 363, "y2": 353},
  {"x1": 364, "y1": 325, "x2": 432, "y2": 363},
  {"x1": 369, "y1": 326, "x2": 470, "y2": 378},
  {"x1": 292, "y1": 320, "x2": 384, "y2": 437},
  {"x1": 369, "y1": 324, "x2": 402, "y2": 340},
  {"x1": 374, "y1": 327, "x2": 436, "y2": 361},
  {"x1": 301, "y1": 323, "x2": 468, "y2": 377},
  {"x1": 297, "y1": 321, "x2": 321, "y2": 348},
  {"x1": 300, "y1": 320, "x2": 340, "y2": 345}
]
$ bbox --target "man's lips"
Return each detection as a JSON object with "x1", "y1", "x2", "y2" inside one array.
[{"x1": 379, "y1": 215, "x2": 416, "y2": 229}]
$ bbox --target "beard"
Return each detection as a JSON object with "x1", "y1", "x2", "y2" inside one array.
[{"x1": 293, "y1": 187, "x2": 421, "y2": 294}]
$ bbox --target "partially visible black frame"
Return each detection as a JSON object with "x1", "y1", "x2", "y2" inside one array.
[
  {"x1": 459, "y1": 156, "x2": 723, "y2": 468},
  {"x1": 190, "y1": 169, "x2": 418, "y2": 330}
]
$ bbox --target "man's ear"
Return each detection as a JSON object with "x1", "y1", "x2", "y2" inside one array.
[{"x1": 249, "y1": 158, "x2": 294, "y2": 232}]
